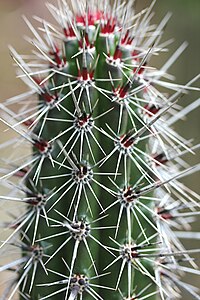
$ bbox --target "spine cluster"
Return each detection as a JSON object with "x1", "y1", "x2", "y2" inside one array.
[{"x1": 0, "y1": 1, "x2": 200, "y2": 300}]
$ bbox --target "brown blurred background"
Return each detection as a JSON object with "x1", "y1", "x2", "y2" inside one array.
[{"x1": 0, "y1": 0, "x2": 199, "y2": 299}]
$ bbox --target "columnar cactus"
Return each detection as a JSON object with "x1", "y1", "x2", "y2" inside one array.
[{"x1": 0, "y1": 1, "x2": 200, "y2": 300}]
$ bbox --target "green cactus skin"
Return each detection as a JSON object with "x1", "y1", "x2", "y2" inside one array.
[{"x1": 0, "y1": 1, "x2": 200, "y2": 300}]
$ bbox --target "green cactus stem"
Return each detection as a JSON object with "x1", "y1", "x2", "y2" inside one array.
[{"x1": 0, "y1": 1, "x2": 200, "y2": 300}]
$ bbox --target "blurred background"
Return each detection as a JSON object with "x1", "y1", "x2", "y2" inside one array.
[{"x1": 0, "y1": 0, "x2": 199, "y2": 299}]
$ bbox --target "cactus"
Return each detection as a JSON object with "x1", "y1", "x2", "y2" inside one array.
[{"x1": 0, "y1": 1, "x2": 200, "y2": 299}]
